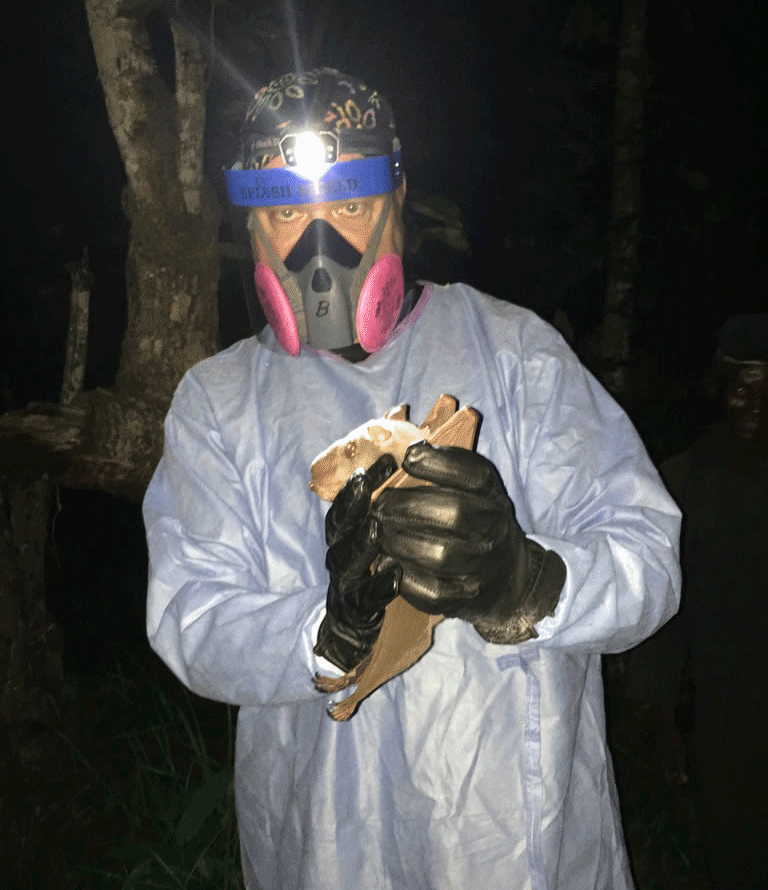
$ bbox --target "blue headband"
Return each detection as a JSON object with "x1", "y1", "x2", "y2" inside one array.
[{"x1": 225, "y1": 151, "x2": 402, "y2": 207}]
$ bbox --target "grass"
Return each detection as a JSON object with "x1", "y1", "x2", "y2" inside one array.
[
  {"x1": 1, "y1": 640, "x2": 243, "y2": 890},
  {"x1": 604, "y1": 654, "x2": 711, "y2": 890},
  {"x1": 2, "y1": 642, "x2": 710, "y2": 889}
]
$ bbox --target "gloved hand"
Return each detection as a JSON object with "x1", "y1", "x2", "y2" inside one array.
[
  {"x1": 314, "y1": 454, "x2": 401, "y2": 672},
  {"x1": 372, "y1": 441, "x2": 566, "y2": 645}
]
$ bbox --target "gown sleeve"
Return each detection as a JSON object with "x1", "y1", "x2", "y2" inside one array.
[
  {"x1": 143, "y1": 369, "x2": 328, "y2": 707},
  {"x1": 516, "y1": 326, "x2": 682, "y2": 654},
  {"x1": 623, "y1": 453, "x2": 691, "y2": 705}
]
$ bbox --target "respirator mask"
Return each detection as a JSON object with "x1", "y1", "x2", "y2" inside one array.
[{"x1": 225, "y1": 70, "x2": 406, "y2": 357}]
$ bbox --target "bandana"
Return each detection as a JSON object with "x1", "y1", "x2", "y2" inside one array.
[{"x1": 234, "y1": 67, "x2": 398, "y2": 171}]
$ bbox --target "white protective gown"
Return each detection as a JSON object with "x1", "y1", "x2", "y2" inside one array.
[{"x1": 144, "y1": 282, "x2": 681, "y2": 890}]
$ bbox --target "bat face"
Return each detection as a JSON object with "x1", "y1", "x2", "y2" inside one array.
[{"x1": 309, "y1": 410, "x2": 423, "y2": 501}]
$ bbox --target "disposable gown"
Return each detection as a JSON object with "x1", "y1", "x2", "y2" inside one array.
[{"x1": 144, "y1": 282, "x2": 681, "y2": 890}]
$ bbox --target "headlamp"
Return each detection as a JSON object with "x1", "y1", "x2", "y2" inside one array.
[{"x1": 280, "y1": 131, "x2": 339, "y2": 176}]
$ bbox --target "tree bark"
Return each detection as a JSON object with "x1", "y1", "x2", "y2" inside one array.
[
  {"x1": 60, "y1": 249, "x2": 93, "y2": 407},
  {"x1": 601, "y1": 0, "x2": 647, "y2": 403},
  {"x1": 0, "y1": 477, "x2": 61, "y2": 726},
  {"x1": 85, "y1": 0, "x2": 220, "y2": 409}
]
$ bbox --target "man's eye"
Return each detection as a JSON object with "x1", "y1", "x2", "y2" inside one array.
[
  {"x1": 338, "y1": 202, "x2": 363, "y2": 217},
  {"x1": 272, "y1": 208, "x2": 300, "y2": 222}
]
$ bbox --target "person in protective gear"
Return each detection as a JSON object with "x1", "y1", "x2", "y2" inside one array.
[
  {"x1": 625, "y1": 314, "x2": 768, "y2": 890},
  {"x1": 144, "y1": 67, "x2": 681, "y2": 890}
]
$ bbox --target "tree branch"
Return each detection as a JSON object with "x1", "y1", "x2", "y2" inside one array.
[
  {"x1": 0, "y1": 390, "x2": 165, "y2": 501},
  {"x1": 171, "y1": 18, "x2": 206, "y2": 214},
  {"x1": 601, "y1": 0, "x2": 647, "y2": 402},
  {"x1": 84, "y1": 0, "x2": 176, "y2": 208},
  {"x1": 60, "y1": 248, "x2": 93, "y2": 406}
]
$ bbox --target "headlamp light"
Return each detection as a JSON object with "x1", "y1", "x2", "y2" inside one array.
[{"x1": 280, "y1": 131, "x2": 339, "y2": 179}]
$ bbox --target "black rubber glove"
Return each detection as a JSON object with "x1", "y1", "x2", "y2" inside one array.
[
  {"x1": 314, "y1": 454, "x2": 401, "y2": 672},
  {"x1": 372, "y1": 441, "x2": 566, "y2": 645}
]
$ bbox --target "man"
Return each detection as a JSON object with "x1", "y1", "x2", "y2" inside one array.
[
  {"x1": 143, "y1": 68, "x2": 681, "y2": 889},
  {"x1": 626, "y1": 314, "x2": 768, "y2": 890}
]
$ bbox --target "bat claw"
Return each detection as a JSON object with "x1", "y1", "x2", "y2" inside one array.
[
  {"x1": 313, "y1": 672, "x2": 354, "y2": 693},
  {"x1": 327, "y1": 698, "x2": 359, "y2": 721}
]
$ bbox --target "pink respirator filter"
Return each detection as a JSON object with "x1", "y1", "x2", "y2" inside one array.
[
  {"x1": 356, "y1": 254, "x2": 405, "y2": 354},
  {"x1": 253, "y1": 263, "x2": 301, "y2": 357},
  {"x1": 254, "y1": 253, "x2": 404, "y2": 356}
]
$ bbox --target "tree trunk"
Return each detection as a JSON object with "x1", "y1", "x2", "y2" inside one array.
[
  {"x1": 601, "y1": 0, "x2": 647, "y2": 403},
  {"x1": 85, "y1": 0, "x2": 221, "y2": 410},
  {"x1": 0, "y1": 1, "x2": 223, "y2": 751},
  {"x1": 0, "y1": 2, "x2": 222, "y2": 493},
  {"x1": 0, "y1": 477, "x2": 61, "y2": 727}
]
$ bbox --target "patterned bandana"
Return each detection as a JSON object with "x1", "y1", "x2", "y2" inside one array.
[{"x1": 235, "y1": 67, "x2": 399, "y2": 171}]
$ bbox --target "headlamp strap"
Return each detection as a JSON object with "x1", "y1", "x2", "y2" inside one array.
[{"x1": 225, "y1": 152, "x2": 402, "y2": 207}]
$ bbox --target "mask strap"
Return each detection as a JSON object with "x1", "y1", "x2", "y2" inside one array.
[
  {"x1": 248, "y1": 214, "x2": 308, "y2": 343},
  {"x1": 349, "y1": 192, "x2": 393, "y2": 313}
]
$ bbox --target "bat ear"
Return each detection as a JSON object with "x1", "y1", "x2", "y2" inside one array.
[
  {"x1": 384, "y1": 404, "x2": 409, "y2": 422},
  {"x1": 368, "y1": 425, "x2": 393, "y2": 444}
]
